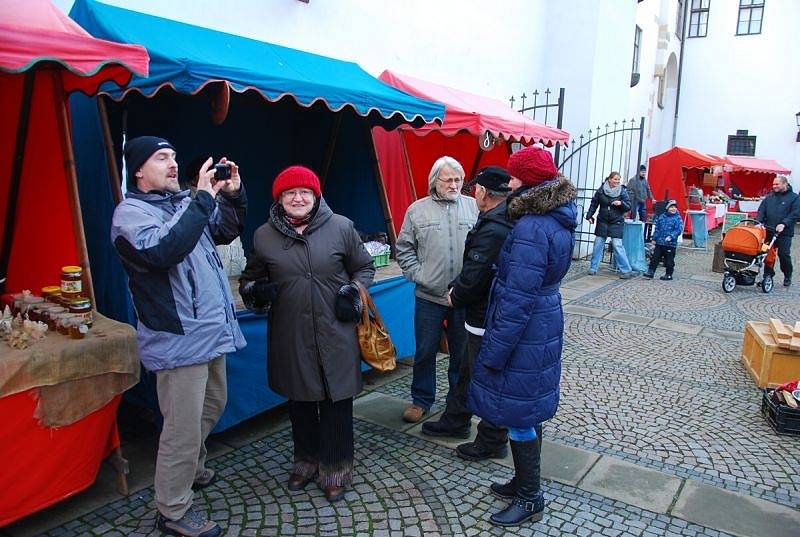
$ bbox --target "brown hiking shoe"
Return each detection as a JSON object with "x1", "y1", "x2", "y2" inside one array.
[{"x1": 402, "y1": 404, "x2": 427, "y2": 423}]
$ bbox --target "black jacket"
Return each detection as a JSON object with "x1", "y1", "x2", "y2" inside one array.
[
  {"x1": 757, "y1": 187, "x2": 800, "y2": 237},
  {"x1": 449, "y1": 200, "x2": 514, "y2": 329},
  {"x1": 586, "y1": 184, "x2": 631, "y2": 239}
]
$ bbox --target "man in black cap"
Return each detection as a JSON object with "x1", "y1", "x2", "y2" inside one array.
[
  {"x1": 628, "y1": 164, "x2": 655, "y2": 223},
  {"x1": 421, "y1": 166, "x2": 514, "y2": 460},
  {"x1": 111, "y1": 136, "x2": 247, "y2": 537}
]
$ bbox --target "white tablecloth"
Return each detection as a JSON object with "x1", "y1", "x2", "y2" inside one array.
[
  {"x1": 709, "y1": 203, "x2": 727, "y2": 218},
  {"x1": 738, "y1": 200, "x2": 761, "y2": 213}
]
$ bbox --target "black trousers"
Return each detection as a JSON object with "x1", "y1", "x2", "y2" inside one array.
[
  {"x1": 439, "y1": 332, "x2": 508, "y2": 450},
  {"x1": 765, "y1": 234, "x2": 793, "y2": 278},
  {"x1": 289, "y1": 398, "x2": 354, "y2": 487},
  {"x1": 648, "y1": 244, "x2": 676, "y2": 276}
]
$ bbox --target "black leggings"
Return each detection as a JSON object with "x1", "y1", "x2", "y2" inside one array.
[{"x1": 649, "y1": 244, "x2": 676, "y2": 275}]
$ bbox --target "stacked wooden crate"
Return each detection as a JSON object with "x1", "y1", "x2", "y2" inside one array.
[{"x1": 741, "y1": 319, "x2": 800, "y2": 388}]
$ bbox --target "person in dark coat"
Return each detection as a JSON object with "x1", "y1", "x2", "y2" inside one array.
[
  {"x1": 239, "y1": 166, "x2": 375, "y2": 503},
  {"x1": 420, "y1": 167, "x2": 514, "y2": 459},
  {"x1": 643, "y1": 200, "x2": 683, "y2": 281},
  {"x1": 468, "y1": 145, "x2": 577, "y2": 527},
  {"x1": 586, "y1": 171, "x2": 635, "y2": 278},
  {"x1": 756, "y1": 175, "x2": 800, "y2": 286}
]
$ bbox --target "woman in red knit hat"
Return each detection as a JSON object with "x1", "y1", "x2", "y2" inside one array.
[{"x1": 239, "y1": 165, "x2": 375, "y2": 503}]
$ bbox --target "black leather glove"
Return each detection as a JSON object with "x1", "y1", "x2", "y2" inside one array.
[
  {"x1": 335, "y1": 282, "x2": 362, "y2": 322},
  {"x1": 240, "y1": 279, "x2": 280, "y2": 313}
]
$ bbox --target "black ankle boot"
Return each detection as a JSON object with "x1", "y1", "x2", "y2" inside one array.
[{"x1": 490, "y1": 437, "x2": 545, "y2": 527}]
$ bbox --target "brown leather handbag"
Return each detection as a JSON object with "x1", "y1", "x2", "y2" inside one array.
[{"x1": 355, "y1": 282, "x2": 397, "y2": 372}]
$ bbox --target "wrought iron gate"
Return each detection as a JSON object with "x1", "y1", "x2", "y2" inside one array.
[
  {"x1": 558, "y1": 118, "x2": 645, "y2": 257},
  {"x1": 511, "y1": 88, "x2": 565, "y2": 164}
]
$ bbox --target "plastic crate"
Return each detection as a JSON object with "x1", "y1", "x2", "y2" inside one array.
[
  {"x1": 372, "y1": 252, "x2": 390, "y2": 268},
  {"x1": 760, "y1": 389, "x2": 800, "y2": 436}
]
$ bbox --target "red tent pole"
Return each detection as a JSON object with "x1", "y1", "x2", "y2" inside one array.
[
  {"x1": 0, "y1": 70, "x2": 36, "y2": 293},
  {"x1": 52, "y1": 70, "x2": 95, "y2": 304}
]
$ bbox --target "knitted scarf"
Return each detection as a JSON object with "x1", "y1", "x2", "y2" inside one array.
[{"x1": 602, "y1": 181, "x2": 622, "y2": 198}]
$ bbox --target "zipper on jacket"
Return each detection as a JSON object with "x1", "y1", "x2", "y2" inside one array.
[
  {"x1": 205, "y1": 252, "x2": 231, "y2": 323},
  {"x1": 301, "y1": 238, "x2": 331, "y2": 399},
  {"x1": 187, "y1": 269, "x2": 199, "y2": 319}
]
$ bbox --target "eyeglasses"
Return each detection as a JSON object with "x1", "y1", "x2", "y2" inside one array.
[
  {"x1": 281, "y1": 189, "x2": 315, "y2": 200},
  {"x1": 437, "y1": 177, "x2": 464, "y2": 185}
]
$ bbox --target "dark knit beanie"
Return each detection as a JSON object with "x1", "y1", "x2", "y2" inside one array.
[
  {"x1": 124, "y1": 136, "x2": 175, "y2": 187},
  {"x1": 272, "y1": 165, "x2": 321, "y2": 200},
  {"x1": 640, "y1": 164, "x2": 647, "y2": 171},
  {"x1": 507, "y1": 145, "x2": 558, "y2": 187}
]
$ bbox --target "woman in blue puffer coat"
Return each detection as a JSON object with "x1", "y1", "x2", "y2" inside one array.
[{"x1": 468, "y1": 145, "x2": 577, "y2": 527}]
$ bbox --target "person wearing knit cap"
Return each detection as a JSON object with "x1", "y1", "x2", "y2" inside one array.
[
  {"x1": 467, "y1": 145, "x2": 577, "y2": 527},
  {"x1": 111, "y1": 136, "x2": 247, "y2": 537},
  {"x1": 644, "y1": 200, "x2": 683, "y2": 280},
  {"x1": 396, "y1": 156, "x2": 478, "y2": 425},
  {"x1": 586, "y1": 171, "x2": 635, "y2": 278},
  {"x1": 627, "y1": 164, "x2": 655, "y2": 223},
  {"x1": 239, "y1": 165, "x2": 375, "y2": 503}
]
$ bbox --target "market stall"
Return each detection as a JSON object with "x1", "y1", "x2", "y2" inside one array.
[
  {"x1": 0, "y1": 0, "x2": 148, "y2": 526},
  {"x1": 68, "y1": 0, "x2": 443, "y2": 432},
  {"x1": 372, "y1": 70, "x2": 569, "y2": 234},
  {"x1": 724, "y1": 156, "x2": 792, "y2": 215}
]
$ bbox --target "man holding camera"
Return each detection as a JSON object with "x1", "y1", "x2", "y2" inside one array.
[{"x1": 111, "y1": 136, "x2": 247, "y2": 537}]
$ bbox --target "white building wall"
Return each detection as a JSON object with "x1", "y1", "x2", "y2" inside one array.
[{"x1": 676, "y1": 0, "x2": 800, "y2": 179}]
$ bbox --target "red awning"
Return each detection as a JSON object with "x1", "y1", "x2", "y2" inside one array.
[
  {"x1": 647, "y1": 146, "x2": 725, "y2": 216},
  {"x1": 723, "y1": 156, "x2": 791, "y2": 175},
  {"x1": 379, "y1": 70, "x2": 569, "y2": 146},
  {"x1": 0, "y1": 0, "x2": 148, "y2": 94}
]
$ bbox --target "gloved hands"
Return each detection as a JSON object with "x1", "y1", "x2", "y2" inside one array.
[
  {"x1": 335, "y1": 282, "x2": 363, "y2": 322},
  {"x1": 240, "y1": 279, "x2": 280, "y2": 313}
]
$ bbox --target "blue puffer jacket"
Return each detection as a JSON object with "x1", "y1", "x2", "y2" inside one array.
[
  {"x1": 468, "y1": 177, "x2": 577, "y2": 428},
  {"x1": 651, "y1": 211, "x2": 683, "y2": 247}
]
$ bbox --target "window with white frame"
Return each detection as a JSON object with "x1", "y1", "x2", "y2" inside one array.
[
  {"x1": 737, "y1": 0, "x2": 764, "y2": 35},
  {"x1": 632, "y1": 26, "x2": 642, "y2": 74},
  {"x1": 688, "y1": 0, "x2": 710, "y2": 37}
]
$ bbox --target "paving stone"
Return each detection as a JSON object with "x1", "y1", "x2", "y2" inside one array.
[
  {"x1": 580, "y1": 457, "x2": 683, "y2": 513},
  {"x1": 604, "y1": 311, "x2": 653, "y2": 325},
  {"x1": 647, "y1": 318, "x2": 704, "y2": 335},
  {"x1": 563, "y1": 303, "x2": 611, "y2": 318},
  {"x1": 541, "y1": 440, "x2": 601, "y2": 486}
]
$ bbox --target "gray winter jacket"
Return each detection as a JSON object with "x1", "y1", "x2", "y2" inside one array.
[
  {"x1": 111, "y1": 187, "x2": 247, "y2": 371},
  {"x1": 396, "y1": 193, "x2": 478, "y2": 306}
]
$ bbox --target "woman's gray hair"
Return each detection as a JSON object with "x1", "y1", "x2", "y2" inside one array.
[{"x1": 428, "y1": 156, "x2": 465, "y2": 190}]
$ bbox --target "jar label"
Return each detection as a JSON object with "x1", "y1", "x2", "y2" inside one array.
[{"x1": 61, "y1": 280, "x2": 82, "y2": 293}]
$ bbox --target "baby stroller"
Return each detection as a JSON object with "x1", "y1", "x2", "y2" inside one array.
[{"x1": 720, "y1": 219, "x2": 778, "y2": 293}]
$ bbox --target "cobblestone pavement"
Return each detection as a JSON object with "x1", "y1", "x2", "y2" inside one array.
[{"x1": 39, "y1": 421, "x2": 734, "y2": 537}]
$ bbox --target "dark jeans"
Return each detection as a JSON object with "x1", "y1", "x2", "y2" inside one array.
[
  {"x1": 648, "y1": 244, "x2": 676, "y2": 276},
  {"x1": 440, "y1": 333, "x2": 508, "y2": 450},
  {"x1": 765, "y1": 234, "x2": 793, "y2": 279},
  {"x1": 290, "y1": 398, "x2": 354, "y2": 487},
  {"x1": 410, "y1": 297, "x2": 467, "y2": 411},
  {"x1": 634, "y1": 201, "x2": 647, "y2": 222}
]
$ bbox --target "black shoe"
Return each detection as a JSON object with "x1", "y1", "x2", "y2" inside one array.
[
  {"x1": 421, "y1": 419, "x2": 471, "y2": 439},
  {"x1": 660, "y1": 274, "x2": 673, "y2": 281},
  {"x1": 490, "y1": 478, "x2": 517, "y2": 500},
  {"x1": 643, "y1": 272, "x2": 654, "y2": 279},
  {"x1": 784, "y1": 277, "x2": 792, "y2": 287},
  {"x1": 456, "y1": 441, "x2": 508, "y2": 461},
  {"x1": 489, "y1": 493, "x2": 545, "y2": 527}
]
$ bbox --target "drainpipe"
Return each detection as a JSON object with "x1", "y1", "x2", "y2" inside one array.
[{"x1": 671, "y1": 0, "x2": 689, "y2": 146}]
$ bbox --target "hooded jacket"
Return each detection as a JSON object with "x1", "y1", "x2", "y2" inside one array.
[
  {"x1": 239, "y1": 198, "x2": 375, "y2": 402},
  {"x1": 586, "y1": 184, "x2": 631, "y2": 239},
  {"x1": 756, "y1": 186, "x2": 800, "y2": 237},
  {"x1": 449, "y1": 200, "x2": 513, "y2": 329},
  {"x1": 651, "y1": 211, "x2": 683, "y2": 246},
  {"x1": 110, "y1": 187, "x2": 247, "y2": 371},
  {"x1": 396, "y1": 180, "x2": 478, "y2": 306},
  {"x1": 468, "y1": 177, "x2": 577, "y2": 428}
]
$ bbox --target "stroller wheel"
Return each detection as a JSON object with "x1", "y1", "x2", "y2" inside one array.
[
  {"x1": 722, "y1": 274, "x2": 736, "y2": 293},
  {"x1": 762, "y1": 275, "x2": 774, "y2": 294}
]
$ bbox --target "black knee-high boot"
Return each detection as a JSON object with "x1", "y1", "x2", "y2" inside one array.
[
  {"x1": 490, "y1": 425, "x2": 542, "y2": 500},
  {"x1": 490, "y1": 439, "x2": 545, "y2": 527}
]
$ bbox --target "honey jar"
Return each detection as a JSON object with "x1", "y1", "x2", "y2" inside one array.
[
  {"x1": 68, "y1": 318, "x2": 89, "y2": 340},
  {"x1": 44, "y1": 306, "x2": 66, "y2": 330},
  {"x1": 68, "y1": 298, "x2": 93, "y2": 327},
  {"x1": 56, "y1": 313, "x2": 76, "y2": 335},
  {"x1": 41, "y1": 286, "x2": 61, "y2": 302},
  {"x1": 21, "y1": 295, "x2": 44, "y2": 318},
  {"x1": 60, "y1": 266, "x2": 83, "y2": 299}
]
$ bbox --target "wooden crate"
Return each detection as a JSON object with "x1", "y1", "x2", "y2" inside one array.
[{"x1": 741, "y1": 321, "x2": 800, "y2": 388}]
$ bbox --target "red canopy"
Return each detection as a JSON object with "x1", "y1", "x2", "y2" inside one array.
[
  {"x1": 724, "y1": 156, "x2": 791, "y2": 175},
  {"x1": 0, "y1": 0, "x2": 148, "y2": 298},
  {"x1": 723, "y1": 156, "x2": 792, "y2": 198},
  {"x1": 647, "y1": 146, "x2": 723, "y2": 216},
  {"x1": 374, "y1": 70, "x2": 570, "y2": 235}
]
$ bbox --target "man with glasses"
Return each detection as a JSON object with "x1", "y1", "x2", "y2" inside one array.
[{"x1": 396, "y1": 156, "x2": 478, "y2": 423}]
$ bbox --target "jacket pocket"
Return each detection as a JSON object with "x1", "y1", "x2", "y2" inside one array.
[{"x1": 187, "y1": 269, "x2": 199, "y2": 319}]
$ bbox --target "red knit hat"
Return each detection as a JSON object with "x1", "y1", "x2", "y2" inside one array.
[
  {"x1": 272, "y1": 165, "x2": 321, "y2": 200},
  {"x1": 507, "y1": 145, "x2": 558, "y2": 187}
]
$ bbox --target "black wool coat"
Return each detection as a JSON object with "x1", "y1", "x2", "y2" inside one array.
[{"x1": 586, "y1": 184, "x2": 631, "y2": 239}]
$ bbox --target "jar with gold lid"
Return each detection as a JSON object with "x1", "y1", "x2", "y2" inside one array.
[
  {"x1": 60, "y1": 266, "x2": 83, "y2": 299},
  {"x1": 68, "y1": 297, "x2": 93, "y2": 327},
  {"x1": 41, "y1": 286, "x2": 61, "y2": 302}
]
